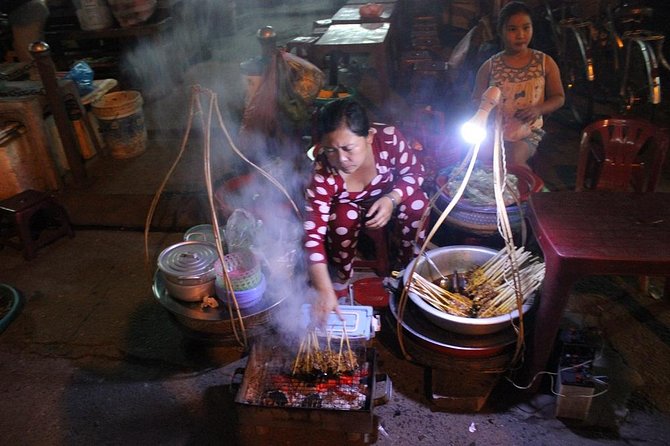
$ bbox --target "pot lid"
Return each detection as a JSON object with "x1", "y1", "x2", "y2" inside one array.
[{"x1": 157, "y1": 241, "x2": 219, "y2": 279}]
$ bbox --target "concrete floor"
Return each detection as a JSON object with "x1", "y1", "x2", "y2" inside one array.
[{"x1": 2, "y1": 1, "x2": 670, "y2": 445}]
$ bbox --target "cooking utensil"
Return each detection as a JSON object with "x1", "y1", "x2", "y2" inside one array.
[
  {"x1": 156, "y1": 241, "x2": 218, "y2": 302},
  {"x1": 421, "y1": 251, "x2": 449, "y2": 290},
  {"x1": 403, "y1": 245, "x2": 534, "y2": 335}
]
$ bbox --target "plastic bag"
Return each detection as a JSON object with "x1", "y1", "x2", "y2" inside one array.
[
  {"x1": 225, "y1": 209, "x2": 260, "y2": 252},
  {"x1": 238, "y1": 49, "x2": 324, "y2": 157},
  {"x1": 64, "y1": 61, "x2": 95, "y2": 96},
  {"x1": 277, "y1": 50, "x2": 325, "y2": 124}
]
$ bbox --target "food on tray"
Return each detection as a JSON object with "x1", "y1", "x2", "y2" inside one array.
[
  {"x1": 409, "y1": 246, "x2": 545, "y2": 318},
  {"x1": 446, "y1": 166, "x2": 520, "y2": 206},
  {"x1": 292, "y1": 328, "x2": 358, "y2": 377},
  {"x1": 200, "y1": 296, "x2": 219, "y2": 309},
  {"x1": 317, "y1": 85, "x2": 351, "y2": 100}
]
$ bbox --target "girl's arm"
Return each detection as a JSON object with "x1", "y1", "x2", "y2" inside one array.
[
  {"x1": 365, "y1": 125, "x2": 425, "y2": 229},
  {"x1": 540, "y1": 54, "x2": 565, "y2": 115},
  {"x1": 307, "y1": 262, "x2": 341, "y2": 326},
  {"x1": 471, "y1": 59, "x2": 493, "y2": 107}
]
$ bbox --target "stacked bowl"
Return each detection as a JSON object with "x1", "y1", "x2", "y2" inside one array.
[{"x1": 214, "y1": 249, "x2": 266, "y2": 309}]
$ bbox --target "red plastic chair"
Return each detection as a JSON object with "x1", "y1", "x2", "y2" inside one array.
[
  {"x1": 575, "y1": 117, "x2": 669, "y2": 297},
  {"x1": 575, "y1": 117, "x2": 669, "y2": 192}
]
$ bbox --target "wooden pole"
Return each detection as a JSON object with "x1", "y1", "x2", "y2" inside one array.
[{"x1": 29, "y1": 41, "x2": 87, "y2": 186}]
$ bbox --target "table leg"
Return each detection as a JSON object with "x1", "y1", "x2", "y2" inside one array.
[
  {"x1": 371, "y1": 49, "x2": 391, "y2": 93},
  {"x1": 525, "y1": 257, "x2": 580, "y2": 392}
]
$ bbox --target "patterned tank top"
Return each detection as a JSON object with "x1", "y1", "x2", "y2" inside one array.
[{"x1": 488, "y1": 49, "x2": 546, "y2": 140}]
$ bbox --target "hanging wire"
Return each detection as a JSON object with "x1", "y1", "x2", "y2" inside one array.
[
  {"x1": 491, "y1": 112, "x2": 526, "y2": 367},
  {"x1": 200, "y1": 88, "x2": 248, "y2": 348},
  {"x1": 395, "y1": 108, "x2": 529, "y2": 371},
  {"x1": 396, "y1": 139, "x2": 482, "y2": 359},
  {"x1": 144, "y1": 88, "x2": 200, "y2": 273},
  {"x1": 144, "y1": 85, "x2": 304, "y2": 349}
]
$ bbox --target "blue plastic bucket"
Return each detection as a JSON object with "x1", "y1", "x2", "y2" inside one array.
[{"x1": 92, "y1": 91, "x2": 147, "y2": 159}]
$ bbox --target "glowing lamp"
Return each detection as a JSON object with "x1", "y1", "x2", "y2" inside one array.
[{"x1": 460, "y1": 86, "x2": 502, "y2": 144}]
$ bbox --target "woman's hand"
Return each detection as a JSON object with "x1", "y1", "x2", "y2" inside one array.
[
  {"x1": 312, "y1": 288, "x2": 342, "y2": 328},
  {"x1": 365, "y1": 194, "x2": 396, "y2": 229},
  {"x1": 308, "y1": 263, "x2": 344, "y2": 328}
]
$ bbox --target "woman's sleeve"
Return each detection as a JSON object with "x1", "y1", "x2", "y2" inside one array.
[
  {"x1": 379, "y1": 125, "x2": 425, "y2": 202},
  {"x1": 303, "y1": 163, "x2": 337, "y2": 264}
]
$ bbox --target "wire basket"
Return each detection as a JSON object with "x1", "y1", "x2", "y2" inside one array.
[{"x1": 214, "y1": 249, "x2": 262, "y2": 291}]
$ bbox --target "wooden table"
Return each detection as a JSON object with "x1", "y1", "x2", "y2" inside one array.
[
  {"x1": 331, "y1": 4, "x2": 396, "y2": 24},
  {"x1": 312, "y1": 23, "x2": 393, "y2": 92},
  {"x1": 44, "y1": 9, "x2": 172, "y2": 75},
  {"x1": 525, "y1": 191, "x2": 670, "y2": 390}
]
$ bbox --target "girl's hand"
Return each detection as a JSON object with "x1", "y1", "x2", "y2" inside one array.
[
  {"x1": 365, "y1": 195, "x2": 395, "y2": 229},
  {"x1": 515, "y1": 106, "x2": 541, "y2": 123}
]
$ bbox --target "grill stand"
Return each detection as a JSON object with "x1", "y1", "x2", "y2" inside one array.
[
  {"x1": 387, "y1": 290, "x2": 517, "y2": 412},
  {"x1": 234, "y1": 342, "x2": 384, "y2": 445}
]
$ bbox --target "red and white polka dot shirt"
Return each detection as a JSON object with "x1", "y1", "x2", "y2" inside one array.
[{"x1": 303, "y1": 123, "x2": 426, "y2": 264}]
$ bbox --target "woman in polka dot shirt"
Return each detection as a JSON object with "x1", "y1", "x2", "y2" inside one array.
[{"x1": 304, "y1": 98, "x2": 429, "y2": 323}]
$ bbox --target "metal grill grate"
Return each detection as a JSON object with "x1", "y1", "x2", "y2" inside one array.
[{"x1": 240, "y1": 345, "x2": 371, "y2": 411}]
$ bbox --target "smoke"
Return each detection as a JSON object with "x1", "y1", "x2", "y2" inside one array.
[
  {"x1": 217, "y1": 156, "x2": 316, "y2": 341},
  {"x1": 119, "y1": 1, "x2": 368, "y2": 342}
]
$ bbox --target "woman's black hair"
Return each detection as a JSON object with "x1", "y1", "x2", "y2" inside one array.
[
  {"x1": 316, "y1": 98, "x2": 370, "y2": 141},
  {"x1": 497, "y1": 1, "x2": 533, "y2": 35}
]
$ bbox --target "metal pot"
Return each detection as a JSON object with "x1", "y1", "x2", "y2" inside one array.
[
  {"x1": 157, "y1": 241, "x2": 219, "y2": 302},
  {"x1": 402, "y1": 245, "x2": 534, "y2": 336},
  {"x1": 183, "y1": 224, "x2": 225, "y2": 245}
]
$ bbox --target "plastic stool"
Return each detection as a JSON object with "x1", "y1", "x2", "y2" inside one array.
[
  {"x1": 0, "y1": 189, "x2": 74, "y2": 260},
  {"x1": 354, "y1": 226, "x2": 391, "y2": 277}
]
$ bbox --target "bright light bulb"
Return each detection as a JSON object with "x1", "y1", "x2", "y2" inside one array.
[
  {"x1": 460, "y1": 86, "x2": 502, "y2": 144},
  {"x1": 461, "y1": 109, "x2": 489, "y2": 144}
]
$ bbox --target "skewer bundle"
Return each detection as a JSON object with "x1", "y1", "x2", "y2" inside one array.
[
  {"x1": 410, "y1": 246, "x2": 545, "y2": 318},
  {"x1": 292, "y1": 327, "x2": 358, "y2": 376}
]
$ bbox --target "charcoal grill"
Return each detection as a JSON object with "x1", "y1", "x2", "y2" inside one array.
[{"x1": 234, "y1": 310, "x2": 387, "y2": 446}]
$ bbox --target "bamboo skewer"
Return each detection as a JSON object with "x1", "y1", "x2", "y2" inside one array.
[
  {"x1": 409, "y1": 246, "x2": 545, "y2": 319},
  {"x1": 292, "y1": 325, "x2": 359, "y2": 376},
  {"x1": 343, "y1": 325, "x2": 355, "y2": 371}
]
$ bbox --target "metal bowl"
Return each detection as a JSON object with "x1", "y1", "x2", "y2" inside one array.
[{"x1": 402, "y1": 245, "x2": 534, "y2": 336}]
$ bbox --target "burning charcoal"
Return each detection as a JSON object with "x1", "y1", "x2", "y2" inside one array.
[
  {"x1": 264, "y1": 390, "x2": 288, "y2": 407},
  {"x1": 301, "y1": 393, "x2": 322, "y2": 408}
]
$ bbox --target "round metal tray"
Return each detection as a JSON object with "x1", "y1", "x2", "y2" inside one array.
[
  {"x1": 388, "y1": 289, "x2": 518, "y2": 360},
  {"x1": 152, "y1": 270, "x2": 286, "y2": 341}
]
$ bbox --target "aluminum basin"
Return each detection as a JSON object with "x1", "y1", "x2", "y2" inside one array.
[{"x1": 403, "y1": 245, "x2": 533, "y2": 336}]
